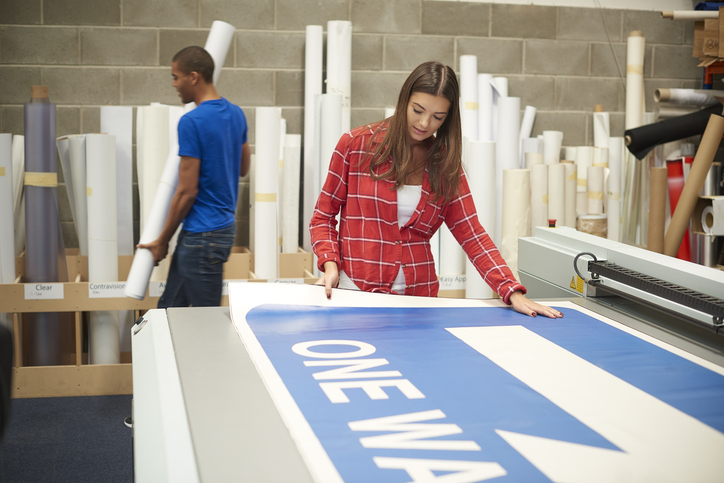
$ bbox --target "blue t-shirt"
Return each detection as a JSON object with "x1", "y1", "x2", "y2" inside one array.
[{"x1": 177, "y1": 98, "x2": 247, "y2": 233}]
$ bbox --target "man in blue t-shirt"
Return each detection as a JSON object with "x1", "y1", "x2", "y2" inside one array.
[{"x1": 138, "y1": 46, "x2": 250, "y2": 307}]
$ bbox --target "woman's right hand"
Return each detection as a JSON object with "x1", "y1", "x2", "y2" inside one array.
[{"x1": 315, "y1": 261, "x2": 340, "y2": 300}]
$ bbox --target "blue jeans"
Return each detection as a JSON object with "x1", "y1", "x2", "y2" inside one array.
[{"x1": 157, "y1": 223, "x2": 235, "y2": 308}]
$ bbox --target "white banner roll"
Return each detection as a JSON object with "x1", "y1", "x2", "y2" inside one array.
[
  {"x1": 319, "y1": 94, "x2": 343, "y2": 190},
  {"x1": 547, "y1": 163, "x2": 566, "y2": 228},
  {"x1": 654, "y1": 88, "x2": 724, "y2": 107},
  {"x1": 439, "y1": 225, "x2": 464, "y2": 276},
  {"x1": 282, "y1": 134, "x2": 301, "y2": 254},
  {"x1": 254, "y1": 107, "x2": 282, "y2": 279},
  {"x1": 522, "y1": 138, "x2": 542, "y2": 169},
  {"x1": 500, "y1": 169, "x2": 530, "y2": 281},
  {"x1": 575, "y1": 146, "x2": 592, "y2": 193},
  {"x1": 56, "y1": 137, "x2": 76, "y2": 235},
  {"x1": 607, "y1": 137, "x2": 624, "y2": 241},
  {"x1": 0, "y1": 134, "x2": 14, "y2": 284},
  {"x1": 587, "y1": 166, "x2": 604, "y2": 215},
  {"x1": 530, "y1": 163, "x2": 548, "y2": 234},
  {"x1": 430, "y1": 230, "x2": 440, "y2": 278},
  {"x1": 68, "y1": 135, "x2": 89, "y2": 256},
  {"x1": 491, "y1": 77, "x2": 508, "y2": 142},
  {"x1": 460, "y1": 55, "x2": 478, "y2": 142},
  {"x1": 303, "y1": 25, "x2": 323, "y2": 252},
  {"x1": 204, "y1": 20, "x2": 236, "y2": 85},
  {"x1": 563, "y1": 162, "x2": 577, "y2": 228},
  {"x1": 326, "y1": 20, "x2": 352, "y2": 133},
  {"x1": 592, "y1": 146, "x2": 609, "y2": 168},
  {"x1": 12, "y1": 135, "x2": 25, "y2": 257},
  {"x1": 593, "y1": 111, "x2": 610, "y2": 148},
  {"x1": 519, "y1": 106, "x2": 537, "y2": 168},
  {"x1": 139, "y1": 104, "x2": 170, "y2": 234},
  {"x1": 563, "y1": 146, "x2": 577, "y2": 162},
  {"x1": 625, "y1": 31, "x2": 645, "y2": 130},
  {"x1": 277, "y1": 118, "x2": 287, "y2": 254},
  {"x1": 494, "y1": 96, "x2": 520, "y2": 246},
  {"x1": 464, "y1": 140, "x2": 495, "y2": 299},
  {"x1": 542, "y1": 130, "x2": 563, "y2": 165},
  {"x1": 478, "y1": 74, "x2": 494, "y2": 142},
  {"x1": 86, "y1": 133, "x2": 120, "y2": 365}
]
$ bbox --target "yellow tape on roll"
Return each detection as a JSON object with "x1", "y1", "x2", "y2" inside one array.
[
  {"x1": 87, "y1": 186, "x2": 92, "y2": 197},
  {"x1": 587, "y1": 191, "x2": 603, "y2": 200},
  {"x1": 626, "y1": 65, "x2": 643, "y2": 75},
  {"x1": 255, "y1": 193, "x2": 277, "y2": 202},
  {"x1": 577, "y1": 179, "x2": 587, "y2": 187},
  {"x1": 465, "y1": 101, "x2": 479, "y2": 111},
  {"x1": 0, "y1": 167, "x2": 5, "y2": 176},
  {"x1": 24, "y1": 172, "x2": 58, "y2": 187}
]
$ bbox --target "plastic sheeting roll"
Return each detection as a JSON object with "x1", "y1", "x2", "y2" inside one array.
[
  {"x1": 12, "y1": 135, "x2": 25, "y2": 257},
  {"x1": 464, "y1": 140, "x2": 495, "y2": 299},
  {"x1": 593, "y1": 111, "x2": 610, "y2": 148},
  {"x1": 67, "y1": 135, "x2": 88, "y2": 255},
  {"x1": 625, "y1": 31, "x2": 645, "y2": 130},
  {"x1": 494, "y1": 96, "x2": 520, "y2": 246},
  {"x1": 282, "y1": 134, "x2": 301, "y2": 254},
  {"x1": 563, "y1": 162, "x2": 577, "y2": 228},
  {"x1": 205, "y1": 20, "x2": 235, "y2": 85},
  {"x1": 654, "y1": 88, "x2": 724, "y2": 106},
  {"x1": 255, "y1": 107, "x2": 281, "y2": 279},
  {"x1": 547, "y1": 163, "x2": 565, "y2": 228},
  {"x1": 86, "y1": 133, "x2": 120, "y2": 365},
  {"x1": 518, "y1": 106, "x2": 536, "y2": 167},
  {"x1": 100, "y1": 106, "x2": 133, "y2": 256},
  {"x1": 578, "y1": 214, "x2": 607, "y2": 238},
  {"x1": 587, "y1": 166, "x2": 604, "y2": 215},
  {"x1": 542, "y1": 131, "x2": 563, "y2": 165},
  {"x1": 0, "y1": 134, "x2": 14, "y2": 284},
  {"x1": 477, "y1": 74, "x2": 494, "y2": 142},
  {"x1": 607, "y1": 137, "x2": 624, "y2": 241},
  {"x1": 664, "y1": 114, "x2": 724, "y2": 257},
  {"x1": 303, "y1": 25, "x2": 323, "y2": 252},
  {"x1": 500, "y1": 169, "x2": 530, "y2": 281},
  {"x1": 460, "y1": 55, "x2": 478, "y2": 141},
  {"x1": 530, "y1": 163, "x2": 548, "y2": 234},
  {"x1": 647, "y1": 167, "x2": 667, "y2": 254},
  {"x1": 326, "y1": 21, "x2": 351, "y2": 133}
]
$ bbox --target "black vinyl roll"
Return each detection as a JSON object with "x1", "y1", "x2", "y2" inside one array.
[{"x1": 624, "y1": 104, "x2": 722, "y2": 160}]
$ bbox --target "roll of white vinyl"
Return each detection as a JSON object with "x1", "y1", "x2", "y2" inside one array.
[
  {"x1": 701, "y1": 206, "x2": 715, "y2": 235},
  {"x1": 277, "y1": 118, "x2": 287, "y2": 253},
  {"x1": 587, "y1": 166, "x2": 604, "y2": 215},
  {"x1": 563, "y1": 146, "x2": 577, "y2": 162},
  {"x1": 430, "y1": 230, "x2": 440, "y2": 278},
  {"x1": 563, "y1": 162, "x2": 577, "y2": 228},
  {"x1": 326, "y1": 20, "x2": 352, "y2": 133},
  {"x1": 303, "y1": 25, "x2": 323, "y2": 252},
  {"x1": 55, "y1": 137, "x2": 77, "y2": 241},
  {"x1": 254, "y1": 107, "x2": 282, "y2": 279},
  {"x1": 494, "y1": 96, "x2": 520, "y2": 246},
  {"x1": 282, "y1": 134, "x2": 301, "y2": 254},
  {"x1": 625, "y1": 31, "x2": 645, "y2": 130},
  {"x1": 500, "y1": 169, "x2": 530, "y2": 281},
  {"x1": 491, "y1": 77, "x2": 508, "y2": 142},
  {"x1": 0, "y1": 134, "x2": 14, "y2": 284},
  {"x1": 464, "y1": 140, "x2": 495, "y2": 299},
  {"x1": 593, "y1": 111, "x2": 610, "y2": 148},
  {"x1": 439, "y1": 225, "x2": 464, "y2": 276},
  {"x1": 68, "y1": 135, "x2": 89, "y2": 256},
  {"x1": 607, "y1": 137, "x2": 624, "y2": 242},
  {"x1": 204, "y1": 20, "x2": 235, "y2": 85},
  {"x1": 86, "y1": 133, "x2": 120, "y2": 365},
  {"x1": 319, "y1": 94, "x2": 343, "y2": 190},
  {"x1": 100, "y1": 106, "x2": 133, "y2": 256},
  {"x1": 478, "y1": 74, "x2": 494, "y2": 142},
  {"x1": 530, "y1": 163, "x2": 548, "y2": 234},
  {"x1": 518, "y1": 106, "x2": 536, "y2": 167},
  {"x1": 12, "y1": 135, "x2": 24, "y2": 257},
  {"x1": 547, "y1": 163, "x2": 565, "y2": 228},
  {"x1": 460, "y1": 55, "x2": 478, "y2": 141},
  {"x1": 654, "y1": 88, "x2": 724, "y2": 107},
  {"x1": 139, "y1": 104, "x2": 169, "y2": 234},
  {"x1": 576, "y1": 146, "x2": 592, "y2": 193},
  {"x1": 592, "y1": 146, "x2": 609, "y2": 168},
  {"x1": 542, "y1": 130, "x2": 563, "y2": 165},
  {"x1": 525, "y1": 152, "x2": 543, "y2": 170}
]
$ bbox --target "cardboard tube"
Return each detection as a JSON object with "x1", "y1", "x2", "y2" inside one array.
[
  {"x1": 664, "y1": 114, "x2": 724, "y2": 256},
  {"x1": 647, "y1": 167, "x2": 667, "y2": 254}
]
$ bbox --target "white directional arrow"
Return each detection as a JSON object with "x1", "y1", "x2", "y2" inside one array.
[{"x1": 447, "y1": 325, "x2": 724, "y2": 482}]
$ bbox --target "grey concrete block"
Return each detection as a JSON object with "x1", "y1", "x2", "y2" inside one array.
[
  {"x1": 351, "y1": 0, "x2": 421, "y2": 34},
  {"x1": 351, "y1": 72, "x2": 409, "y2": 108},
  {"x1": 0, "y1": 67, "x2": 41, "y2": 104},
  {"x1": 531, "y1": 111, "x2": 588, "y2": 146},
  {"x1": 81, "y1": 107, "x2": 100, "y2": 134},
  {"x1": 556, "y1": 77, "x2": 624, "y2": 112},
  {"x1": 276, "y1": 71, "x2": 304, "y2": 107},
  {"x1": 159, "y1": 30, "x2": 211, "y2": 66},
  {"x1": 121, "y1": 68, "x2": 180, "y2": 105},
  {"x1": 281, "y1": 107, "x2": 303, "y2": 137},
  {"x1": 1, "y1": 107, "x2": 23, "y2": 135},
  {"x1": 525, "y1": 40, "x2": 589, "y2": 76},
  {"x1": 352, "y1": 108, "x2": 386, "y2": 129},
  {"x1": 491, "y1": 4, "x2": 556, "y2": 40},
  {"x1": 622, "y1": 10, "x2": 684, "y2": 45},
  {"x1": 608, "y1": 112, "x2": 625, "y2": 138},
  {"x1": 590, "y1": 42, "x2": 653, "y2": 78},
  {"x1": 457, "y1": 37, "x2": 523, "y2": 74},
  {"x1": 237, "y1": 32, "x2": 305, "y2": 69},
  {"x1": 352, "y1": 34, "x2": 383, "y2": 71},
  {"x1": 44, "y1": 0, "x2": 120, "y2": 26},
  {"x1": 422, "y1": 1, "x2": 490, "y2": 37},
  {"x1": 123, "y1": 0, "x2": 197, "y2": 28},
  {"x1": 1, "y1": 27, "x2": 79, "y2": 65},
  {"x1": 44, "y1": 67, "x2": 120, "y2": 105},
  {"x1": 507, "y1": 75, "x2": 556, "y2": 110},
  {"x1": 277, "y1": 0, "x2": 349, "y2": 31},
  {"x1": 684, "y1": 19, "x2": 696, "y2": 47},
  {"x1": 217, "y1": 70, "x2": 275, "y2": 107},
  {"x1": 81, "y1": 28, "x2": 157, "y2": 66},
  {"x1": 559, "y1": 7, "x2": 622, "y2": 42},
  {"x1": 243, "y1": 107, "x2": 256, "y2": 148},
  {"x1": 56, "y1": 107, "x2": 81, "y2": 137},
  {"x1": 385, "y1": 35, "x2": 455, "y2": 72},
  {"x1": 201, "y1": 0, "x2": 273, "y2": 30},
  {"x1": 0, "y1": 0, "x2": 41, "y2": 25},
  {"x1": 61, "y1": 221, "x2": 79, "y2": 249},
  {"x1": 653, "y1": 45, "x2": 701, "y2": 79},
  {"x1": 680, "y1": 79, "x2": 698, "y2": 89}
]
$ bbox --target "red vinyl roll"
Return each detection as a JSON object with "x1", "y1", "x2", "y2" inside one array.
[{"x1": 665, "y1": 157, "x2": 692, "y2": 261}]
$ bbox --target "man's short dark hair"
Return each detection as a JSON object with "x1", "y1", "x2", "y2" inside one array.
[{"x1": 173, "y1": 46, "x2": 215, "y2": 84}]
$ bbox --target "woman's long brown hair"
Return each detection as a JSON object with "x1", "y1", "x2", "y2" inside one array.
[{"x1": 366, "y1": 61, "x2": 463, "y2": 201}]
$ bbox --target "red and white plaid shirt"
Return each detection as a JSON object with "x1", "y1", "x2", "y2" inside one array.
[{"x1": 310, "y1": 125, "x2": 526, "y2": 304}]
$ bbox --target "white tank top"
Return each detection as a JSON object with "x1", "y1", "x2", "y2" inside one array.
[{"x1": 338, "y1": 185, "x2": 422, "y2": 292}]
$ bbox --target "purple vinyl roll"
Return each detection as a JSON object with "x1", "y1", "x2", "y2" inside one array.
[{"x1": 24, "y1": 98, "x2": 66, "y2": 366}]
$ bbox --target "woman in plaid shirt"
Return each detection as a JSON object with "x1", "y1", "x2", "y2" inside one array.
[{"x1": 311, "y1": 61, "x2": 562, "y2": 319}]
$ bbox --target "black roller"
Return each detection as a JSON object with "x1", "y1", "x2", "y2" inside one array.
[{"x1": 624, "y1": 104, "x2": 722, "y2": 160}]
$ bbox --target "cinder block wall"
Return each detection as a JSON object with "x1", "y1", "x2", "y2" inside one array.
[{"x1": 0, "y1": 0, "x2": 700, "y2": 249}]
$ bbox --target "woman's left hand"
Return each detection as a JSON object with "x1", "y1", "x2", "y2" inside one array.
[{"x1": 509, "y1": 291, "x2": 563, "y2": 318}]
